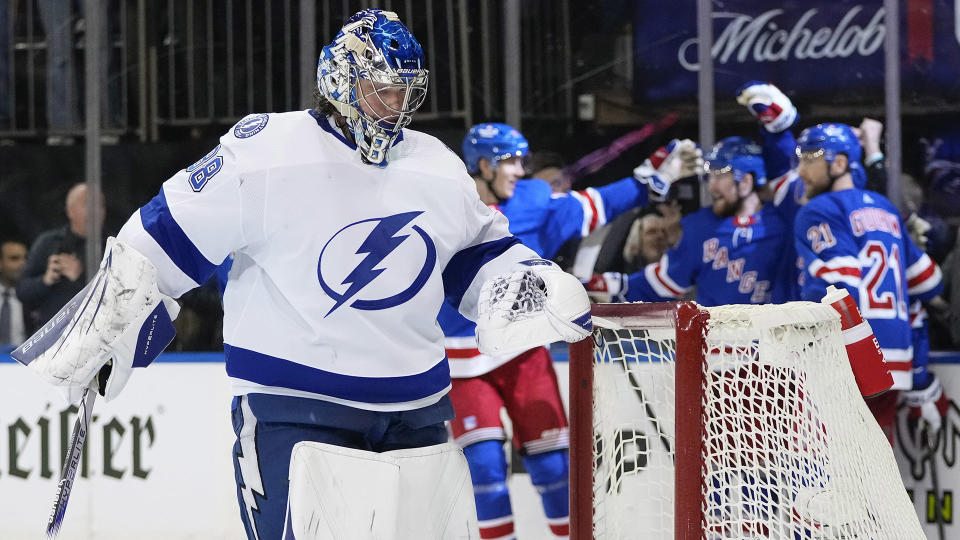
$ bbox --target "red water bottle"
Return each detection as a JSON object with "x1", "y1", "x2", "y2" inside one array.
[{"x1": 820, "y1": 285, "x2": 893, "y2": 397}]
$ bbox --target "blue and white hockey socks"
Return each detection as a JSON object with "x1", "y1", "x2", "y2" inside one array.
[
  {"x1": 464, "y1": 440, "x2": 515, "y2": 539},
  {"x1": 523, "y1": 449, "x2": 570, "y2": 539}
]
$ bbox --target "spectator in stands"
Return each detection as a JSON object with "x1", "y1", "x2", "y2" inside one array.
[
  {"x1": 0, "y1": 237, "x2": 27, "y2": 345},
  {"x1": 37, "y1": 0, "x2": 81, "y2": 143},
  {"x1": 592, "y1": 207, "x2": 672, "y2": 275},
  {"x1": 37, "y1": 0, "x2": 121, "y2": 143},
  {"x1": 619, "y1": 209, "x2": 672, "y2": 271},
  {"x1": 17, "y1": 183, "x2": 104, "y2": 331}
]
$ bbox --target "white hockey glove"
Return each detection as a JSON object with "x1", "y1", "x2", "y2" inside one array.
[
  {"x1": 476, "y1": 259, "x2": 592, "y2": 357},
  {"x1": 904, "y1": 376, "x2": 950, "y2": 446},
  {"x1": 735, "y1": 81, "x2": 798, "y2": 133},
  {"x1": 633, "y1": 139, "x2": 702, "y2": 200},
  {"x1": 12, "y1": 238, "x2": 180, "y2": 405}
]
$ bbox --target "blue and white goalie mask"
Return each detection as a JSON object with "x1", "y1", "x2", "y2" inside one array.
[{"x1": 317, "y1": 9, "x2": 429, "y2": 166}]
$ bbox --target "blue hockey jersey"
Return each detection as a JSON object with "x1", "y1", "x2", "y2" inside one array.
[
  {"x1": 761, "y1": 128, "x2": 805, "y2": 301},
  {"x1": 794, "y1": 189, "x2": 943, "y2": 389},
  {"x1": 439, "y1": 177, "x2": 649, "y2": 377},
  {"x1": 624, "y1": 205, "x2": 790, "y2": 306}
]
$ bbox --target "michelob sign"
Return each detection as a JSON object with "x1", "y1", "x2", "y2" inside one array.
[{"x1": 633, "y1": 0, "x2": 960, "y2": 103}]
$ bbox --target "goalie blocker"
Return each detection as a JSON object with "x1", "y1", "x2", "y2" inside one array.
[{"x1": 12, "y1": 238, "x2": 180, "y2": 404}]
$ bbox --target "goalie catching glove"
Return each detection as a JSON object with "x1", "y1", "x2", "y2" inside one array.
[
  {"x1": 633, "y1": 138, "x2": 702, "y2": 200},
  {"x1": 476, "y1": 259, "x2": 591, "y2": 357},
  {"x1": 12, "y1": 238, "x2": 179, "y2": 405}
]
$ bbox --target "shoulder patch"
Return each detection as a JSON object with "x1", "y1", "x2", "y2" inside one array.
[{"x1": 234, "y1": 113, "x2": 269, "y2": 139}]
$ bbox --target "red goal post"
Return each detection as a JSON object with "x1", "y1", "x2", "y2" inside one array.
[{"x1": 568, "y1": 301, "x2": 924, "y2": 540}]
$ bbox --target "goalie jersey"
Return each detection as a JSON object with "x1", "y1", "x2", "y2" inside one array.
[
  {"x1": 795, "y1": 189, "x2": 943, "y2": 389},
  {"x1": 439, "y1": 177, "x2": 649, "y2": 377},
  {"x1": 116, "y1": 111, "x2": 538, "y2": 411},
  {"x1": 623, "y1": 205, "x2": 790, "y2": 306}
]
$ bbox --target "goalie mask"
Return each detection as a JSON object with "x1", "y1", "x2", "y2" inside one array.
[{"x1": 317, "y1": 9, "x2": 429, "y2": 166}]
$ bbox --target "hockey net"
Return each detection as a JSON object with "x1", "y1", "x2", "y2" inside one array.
[{"x1": 568, "y1": 301, "x2": 923, "y2": 540}]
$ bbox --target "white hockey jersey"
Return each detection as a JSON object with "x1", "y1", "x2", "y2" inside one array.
[{"x1": 117, "y1": 110, "x2": 537, "y2": 411}]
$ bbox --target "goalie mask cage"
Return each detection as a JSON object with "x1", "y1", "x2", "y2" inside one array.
[{"x1": 568, "y1": 302, "x2": 924, "y2": 540}]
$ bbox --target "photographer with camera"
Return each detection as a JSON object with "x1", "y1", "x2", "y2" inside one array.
[{"x1": 17, "y1": 183, "x2": 105, "y2": 332}]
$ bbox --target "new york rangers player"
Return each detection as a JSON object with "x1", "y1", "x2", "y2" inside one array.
[
  {"x1": 735, "y1": 81, "x2": 805, "y2": 300},
  {"x1": 439, "y1": 123, "x2": 698, "y2": 539},
  {"x1": 12, "y1": 10, "x2": 592, "y2": 540},
  {"x1": 794, "y1": 123, "x2": 945, "y2": 443},
  {"x1": 591, "y1": 137, "x2": 791, "y2": 306}
]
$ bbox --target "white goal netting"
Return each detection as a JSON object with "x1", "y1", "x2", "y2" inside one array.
[{"x1": 576, "y1": 302, "x2": 923, "y2": 540}]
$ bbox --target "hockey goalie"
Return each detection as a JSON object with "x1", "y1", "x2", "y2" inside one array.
[{"x1": 11, "y1": 8, "x2": 593, "y2": 540}]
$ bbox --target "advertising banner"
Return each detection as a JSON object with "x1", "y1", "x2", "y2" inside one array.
[
  {"x1": 2, "y1": 352, "x2": 959, "y2": 539},
  {"x1": 633, "y1": 0, "x2": 960, "y2": 104},
  {"x1": 0, "y1": 357, "x2": 245, "y2": 540},
  {"x1": 894, "y1": 355, "x2": 960, "y2": 539}
]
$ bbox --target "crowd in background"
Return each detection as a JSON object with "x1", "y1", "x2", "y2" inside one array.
[
  {"x1": 0, "y1": 3, "x2": 957, "y2": 353},
  {"x1": 1, "y1": 115, "x2": 959, "y2": 351}
]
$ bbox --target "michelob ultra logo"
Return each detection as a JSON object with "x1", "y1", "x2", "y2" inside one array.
[{"x1": 678, "y1": 6, "x2": 886, "y2": 71}]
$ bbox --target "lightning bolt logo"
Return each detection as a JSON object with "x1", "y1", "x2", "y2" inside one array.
[
  {"x1": 318, "y1": 211, "x2": 437, "y2": 316},
  {"x1": 235, "y1": 397, "x2": 265, "y2": 540}
]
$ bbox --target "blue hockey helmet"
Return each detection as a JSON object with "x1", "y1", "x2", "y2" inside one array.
[
  {"x1": 317, "y1": 9, "x2": 429, "y2": 166},
  {"x1": 462, "y1": 123, "x2": 530, "y2": 175},
  {"x1": 796, "y1": 123, "x2": 866, "y2": 187},
  {"x1": 704, "y1": 136, "x2": 767, "y2": 187}
]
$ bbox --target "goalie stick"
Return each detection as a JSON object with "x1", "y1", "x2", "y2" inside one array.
[{"x1": 46, "y1": 387, "x2": 97, "y2": 538}]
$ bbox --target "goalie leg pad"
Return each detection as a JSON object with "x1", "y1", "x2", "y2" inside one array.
[
  {"x1": 12, "y1": 237, "x2": 179, "y2": 404},
  {"x1": 284, "y1": 441, "x2": 479, "y2": 540}
]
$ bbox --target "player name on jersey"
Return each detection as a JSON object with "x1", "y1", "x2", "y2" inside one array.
[{"x1": 849, "y1": 206, "x2": 902, "y2": 238}]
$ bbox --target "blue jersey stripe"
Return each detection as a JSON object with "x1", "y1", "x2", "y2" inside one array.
[
  {"x1": 224, "y1": 344, "x2": 451, "y2": 404},
  {"x1": 437, "y1": 301, "x2": 477, "y2": 337},
  {"x1": 442, "y1": 236, "x2": 520, "y2": 308},
  {"x1": 139, "y1": 187, "x2": 218, "y2": 285}
]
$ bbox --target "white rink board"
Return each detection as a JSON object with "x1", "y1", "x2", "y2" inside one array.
[
  {"x1": 0, "y1": 360, "x2": 246, "y2": 540},
  {"x1": 2, "y1": 353, "x2": 959, "y2": 540},
  {"x1": 893, "y1": 355, "x2": 960, "y2": 540}
]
